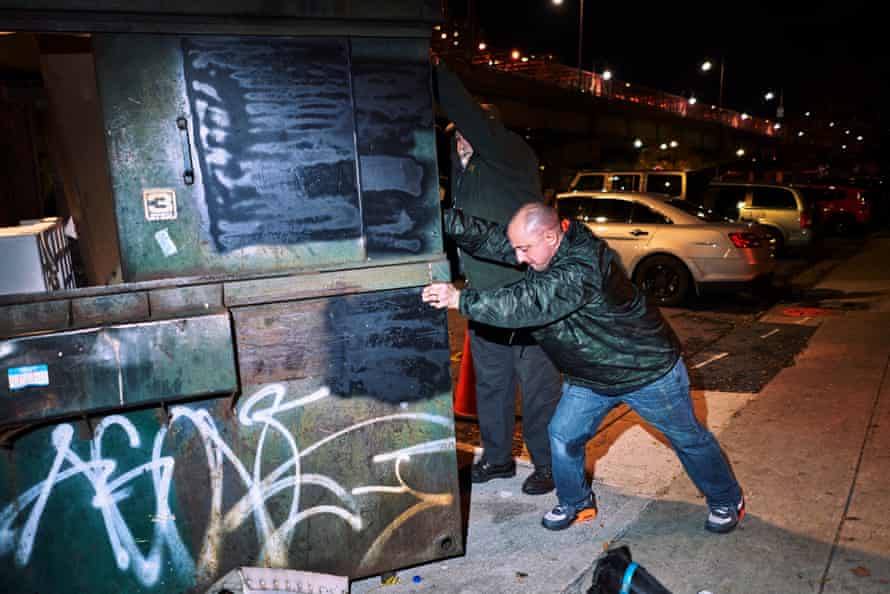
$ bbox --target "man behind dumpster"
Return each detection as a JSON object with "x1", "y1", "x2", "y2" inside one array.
[
  {"x1": 433, "y1": 59, "x2": 562, "y2": 495},
  {"x1": 421, "y1": 203, "x2": 745, "y2": 533}
]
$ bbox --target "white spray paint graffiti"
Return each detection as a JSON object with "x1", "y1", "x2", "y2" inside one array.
[{"x1": 0, "y1": 384, "x2": 455, "y2": 587}]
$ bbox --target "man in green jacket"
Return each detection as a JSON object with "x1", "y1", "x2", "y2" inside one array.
[
  {"x1": 434, "y1": 60, "x2": 562, "y2": 495},
  {"x1": 422, "y1": 203, "x2": 744, "y2": 533}
]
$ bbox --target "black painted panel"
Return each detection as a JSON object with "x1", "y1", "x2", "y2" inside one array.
[
  {"x1": 233, "y1": 288, "x2": 451, "y2": 403},
  {"x1": 325, "y1": 288, "x2": 451, "y2": 401},
  {"x1": 182, "y1": 36, "x2": 362, "y2": 253},
  {"x1": 351, "y1": 38, "x2": 442, "y2": 258}
]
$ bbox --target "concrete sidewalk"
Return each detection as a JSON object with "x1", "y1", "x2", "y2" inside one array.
[{"x1": 351, "y1": 238, "x2": 890, "y2": 594}]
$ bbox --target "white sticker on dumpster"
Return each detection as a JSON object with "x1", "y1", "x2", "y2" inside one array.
[
  {"x1": 155, "y1": 228, "x2": 178, "y2": 257},
  {"x1": 8, "y1": 364, "x2": 50, "y2": 390}
]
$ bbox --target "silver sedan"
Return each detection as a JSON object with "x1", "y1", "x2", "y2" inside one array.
[{"x1": 555, "y1": 191, "x2": 775, "y2": 306}]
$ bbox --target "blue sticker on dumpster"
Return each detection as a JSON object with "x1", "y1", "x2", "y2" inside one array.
[{"x1": 7, "y1": 364, "x2": 50, "y2": 391}]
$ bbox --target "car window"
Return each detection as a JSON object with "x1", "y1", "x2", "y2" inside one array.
[
  {"x1": 702, "y1": 185, "x2": 746, "y2": 220},
  {"x1": 665, "y1": 199, "x2": 729, "y2": 222},
  {"x1": 572, "y1": 174, "x2": 606, "y2": 192},
  {"x1": 557, "y1": 198, "x2": 632, "y2": 223},
  {"x1": 752, "y1": 187, "x2": 797, "y2": 209},
  {"x1": 685, "y1": 168, "x2": 716, "y2": 203},
  {"x1": 799, "y1": 188, "x2": 844, "y2": 204},
  {"x1": 630, "y1": 202, "x2": 672, "y2": 224},
  {"x1": 609, "y1": 174, "x2": 641, "y2": 192},
  {"x1": 646, "y1": 174, "x2": 683, "y2": 197}
]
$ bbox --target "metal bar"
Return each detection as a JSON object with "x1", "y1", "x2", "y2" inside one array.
[
  {"x1": 224, "y1": 258, "x2": 448, "y2": 307},
  {"x1": 0, "y1": 313, "x2": 238, "y2": 428},
  {"x1": 0, "y1": 11, "x2": 437, "y2": 37}
]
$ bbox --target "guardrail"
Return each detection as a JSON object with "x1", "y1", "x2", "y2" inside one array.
[{"x1": 443, "y1": 49, "x2": 779, "y2": 137}]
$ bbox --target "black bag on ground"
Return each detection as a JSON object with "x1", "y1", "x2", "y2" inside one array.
[{"x1": 587, "y1": 546, "x2": 673, "y2": 594}]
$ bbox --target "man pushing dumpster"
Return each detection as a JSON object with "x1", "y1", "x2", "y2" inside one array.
[{"x1": 422, "y1": 202, "x2": 745, "y2": 533}]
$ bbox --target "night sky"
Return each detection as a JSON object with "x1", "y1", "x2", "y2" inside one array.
[{"x1": 447, "y1": 0, "x2": 888, "y2": 132}]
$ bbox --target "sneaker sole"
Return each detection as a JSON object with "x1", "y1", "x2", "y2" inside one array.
[{"x1": 575, "y1": 508, "x2": 598, "y2": 524}]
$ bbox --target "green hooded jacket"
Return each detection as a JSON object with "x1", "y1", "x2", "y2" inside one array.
[
  {"x1": 435, "y1": 63, "x2": 542, "y2": 290},
  {"x1": 445, "y1": 209, "x2": 681, "y2": 395}
]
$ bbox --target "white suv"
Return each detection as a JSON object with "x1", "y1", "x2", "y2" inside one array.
[{"x1": 566, "y1": 169, "x2": 714, "y2": 201}]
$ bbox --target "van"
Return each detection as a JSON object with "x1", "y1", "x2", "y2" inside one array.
[
  {"x1": 793, "y1": 184, "x2": 871, "y2": 235},
  {"x1": 566, "y1": 169, "x2": 714, "y2": 201},
  {"x1": 702, "y1": 183, "x2": 814, "y2": 252}
]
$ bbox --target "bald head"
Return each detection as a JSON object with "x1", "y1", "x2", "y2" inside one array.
[
  {"x1": 507, "y1": 202, "x2": 564, "y2": 272},
  {"x1": 513, "y1": 202, "x2": 560, "y2": 235}
]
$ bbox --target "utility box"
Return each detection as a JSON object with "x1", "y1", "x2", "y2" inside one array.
[{"x1": 0, "y1": 3, "x2": 461, "y2": 593}]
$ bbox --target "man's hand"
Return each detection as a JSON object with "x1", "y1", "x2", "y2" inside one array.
[{"x1": 422, "y1": 282, "x2": 461, "y2": 310}]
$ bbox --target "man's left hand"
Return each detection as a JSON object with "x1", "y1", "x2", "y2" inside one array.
[{"x1": 422, "y1": 282, "x2": 461, "y2": 310}]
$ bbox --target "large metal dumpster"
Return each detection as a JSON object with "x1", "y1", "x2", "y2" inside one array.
[{"x1": 0, "y1": 3, "x2": 461, "y2": 593}]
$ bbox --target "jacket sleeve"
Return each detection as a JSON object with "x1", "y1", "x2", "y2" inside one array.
[
  {"x1": 444, "y1": 209, "x2": 518, "y2": 265},
  {"x1": 434, "y1": 63, "x2": 515, "y2": 165},
  {"x1": 459, "y1": 252, "x2": 602, "y2": 328}
]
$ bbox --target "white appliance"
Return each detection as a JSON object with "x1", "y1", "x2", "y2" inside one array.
[{"x1": 0, "y1": 217, "x2": 76, "y2": 295}]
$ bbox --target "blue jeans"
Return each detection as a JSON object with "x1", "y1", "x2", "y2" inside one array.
[{"x1": 548, "y1": 359, "x2": 741, "y2": 509}]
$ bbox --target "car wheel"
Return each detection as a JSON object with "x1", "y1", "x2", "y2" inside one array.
[
  {"x1": 762, "y1": 227, "x2": 784, "y2": 256},
  {"x1": 633, "y1": 255, "x2": 691, "y2": 307}
]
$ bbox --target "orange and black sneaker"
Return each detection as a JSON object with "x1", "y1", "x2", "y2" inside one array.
[{"x1": 541, "y1": 492, "x2": 597, "y2": 531}]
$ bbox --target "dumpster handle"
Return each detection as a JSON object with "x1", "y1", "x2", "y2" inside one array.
[{"x1": 176, "y1": 116, "x2": 195, "y2": 186}]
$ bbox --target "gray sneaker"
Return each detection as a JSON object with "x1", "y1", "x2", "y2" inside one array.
[{"x1": 706, "y1": 496, "x2": 745, "y2": 534}]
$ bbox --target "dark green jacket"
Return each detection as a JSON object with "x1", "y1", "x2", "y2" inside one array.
[
  {"x1": 435, "y1": 64, "x2": 542, "y2": 290},
  {"x1": 446, "y1": 209, "x2": 681, "y2": 395}
]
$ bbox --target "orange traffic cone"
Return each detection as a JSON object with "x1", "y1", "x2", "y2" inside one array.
[{"x1": 453, "y1": 329, "x2": 478, "y2": 418}]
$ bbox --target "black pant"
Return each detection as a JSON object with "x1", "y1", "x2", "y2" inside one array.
[{"x1": 469, "y1": 323, "x2": 562, "y2": 468}]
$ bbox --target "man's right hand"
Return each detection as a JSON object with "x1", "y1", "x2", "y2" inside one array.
[{"x1": 421, "y1": 282, "x2": 461, "y2": 310}]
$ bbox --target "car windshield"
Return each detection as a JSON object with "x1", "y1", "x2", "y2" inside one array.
[{"x1": 665, "y1": 199, "x2": 732, "y2": 222}]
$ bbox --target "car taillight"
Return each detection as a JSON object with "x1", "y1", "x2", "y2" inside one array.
[
  {"x1": 800, "y1": 211, "x2": 811, "y2": 229},
  {"x1": 729, "y1": 232, "x2": 761, "y2": 248}
]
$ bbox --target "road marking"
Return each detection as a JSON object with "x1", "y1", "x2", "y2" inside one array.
[
  {"x1": 692, "y1": 352, "x2": 729, "y2": 369},
  {"x1": 796, "y1": 316, "x2": 812, "y2": 325},
  {"x1": 760, "y1": 329, "x2": 781, "y2": 339}
]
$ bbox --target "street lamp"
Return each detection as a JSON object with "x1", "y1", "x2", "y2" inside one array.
[
  {"x1": 552, "y1": 0, "x2": 585, "y2": 91},
  {"x1": 700, "y1": 57, "x2": 725, "y2": 107},
  {"x1": 764, "y1": 91, "x2": 776, "y2": 101}
]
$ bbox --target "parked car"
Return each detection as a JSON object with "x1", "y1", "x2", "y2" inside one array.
[
  {"x1": 701, "y1": 183, "x2": 813, "y2": 253},
  {"x1": 793, "y1": 185, "x2": 871, "y2": 235},
  {"x1": 566, "y1": 169, "x2": 714, "y2": 201},
  {"x1": 555, "y1": 191, "x2": 775, "y2": 306}
]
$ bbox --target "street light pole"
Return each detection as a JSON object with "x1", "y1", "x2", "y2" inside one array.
[{"x1": 576, "y1": 0, "x2": 584, "y2": 90}]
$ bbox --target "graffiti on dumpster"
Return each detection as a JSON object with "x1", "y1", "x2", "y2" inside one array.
[{"x1": 0, "y1": 383, "x2": 455, "y2": 588}]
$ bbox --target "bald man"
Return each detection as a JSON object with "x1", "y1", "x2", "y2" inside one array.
[{"x1": 423, "y1": 203, "x2": 744, "y2": 533}]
